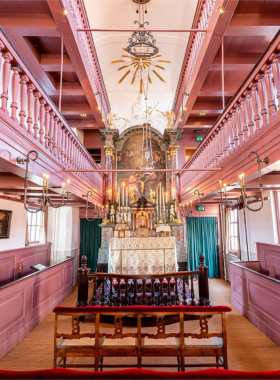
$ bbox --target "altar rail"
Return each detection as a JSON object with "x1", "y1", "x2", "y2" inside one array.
[
  {"x1": 181, "y1": 31, "x2": 280, "y2": 192},
  {"x1": 77, "y1": 254, "x2": 211, "y2": 307},
  {"x1": 0, "y1": 27, "x2": 103, "y2": 193}
]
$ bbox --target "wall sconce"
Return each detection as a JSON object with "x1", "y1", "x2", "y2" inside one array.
[
  {"x1": 180, "y1": 92, "x2": 189, "y2": 122},
  {"x1": 219, "y1": 151, "x2": 269, "y2": 212},
  {"x1": 180, "y1": 200, "x2": 193, "y2": 217},
  {"x1": 82, "y1": 191, "x2": 106, "y2": 221},
  {"x1": 95, "y1": 92, "x2": 103, "y2": 119},
  {"x1": 217, "y1": 0, "x2": 229, "y2": 16},
  {"x1": 17, "y1": 150, "x2": 70, "y2": 213}
]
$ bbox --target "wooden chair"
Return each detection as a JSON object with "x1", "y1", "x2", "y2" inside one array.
[{"x1": 180, "y1": 308, "x2": 229, "y2": 370}]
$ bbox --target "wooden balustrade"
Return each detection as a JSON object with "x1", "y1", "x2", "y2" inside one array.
[
  {"x1": 173, "y1": 0, "x2": 216, "y2": 115},
  {"x1": 76, "y1": 254, "x2": 211, "y2": 308},
  {"x1": 0, "y1": 27, "x2": 102, "y2": 191},
  {"x1": 181, "y1": 33, "x2": 280, "y2": 190}
]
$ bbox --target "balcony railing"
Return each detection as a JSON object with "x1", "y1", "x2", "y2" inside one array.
[
  {"x1": 173, "y1": 0, "x2": 216, "y2": 115},
  {"x1": 181, "y1": 30, "x2": 280, "y2": 190},
  {"x1": 0, "y1": 27, "x2": 103, "y2": 194}
]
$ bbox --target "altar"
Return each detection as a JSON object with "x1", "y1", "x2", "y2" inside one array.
[{"x1": 108, "y1": 237, "x2": 178, "y2": 275}]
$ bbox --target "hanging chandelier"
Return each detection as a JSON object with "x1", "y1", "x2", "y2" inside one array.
[{"x1": 127, "y1": 22, "x2": 159, "y2": 59}]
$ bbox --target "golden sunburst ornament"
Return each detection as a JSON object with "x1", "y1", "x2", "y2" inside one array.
[{"x1": 111, "y1": 48, "x2": 171, "y2": 93}]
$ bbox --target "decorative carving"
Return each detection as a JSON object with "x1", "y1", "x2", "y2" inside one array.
[
  {"x1": 157, "y1": 316, "x2": 166, "y2": 334},
  {"x1": 104, "y1": 145, "x2": 115, "y2": 157},
  {"x1": 200, "y1": 317, "x2": 209, "y2": 334},
  {"x1": 99, "y1": 129, "x2": 119, "y2": 143},
  {"x1": 72, "y1": 317, "x2": 80, "y2": 334},
  {"x1": 114, "y1": 316, "x2": 123, "y2": 334},
  {"x1": 168, "y1": 145, "x2": 180, "y2": 156}
]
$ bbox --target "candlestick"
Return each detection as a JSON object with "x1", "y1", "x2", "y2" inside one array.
[
  {"x1": 166, "y1": 192, "x2": 167, "y2": 203},
  {"x1": 46, "y1": 175, "x2": 49, "y2": 191},
  {"x1": 126, "y1": 187, "x2": 128, "y2": 209},
  {"x1": 160, "y1": 183, "x2": 161, "y2": 208},
  {"x1": 67, "y1": 179, "x2": 70, "y2": 193},
  {"x1": 122, "y1": 182, "x2": 124, "y2": 207},
  {"x1": 223, "y1": 184, "x2": 227, "y2": 196},
  {"x1": 219, "y1": 180, "x2": 223, "y2": 193},
  {"x1": 62, "y1": 183, "x2": 65, "y2": 196},
  {"x1": 162, "y1": 187, "x2": 165, "y2": 209}
]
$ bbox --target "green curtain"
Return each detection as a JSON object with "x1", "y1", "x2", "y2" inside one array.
[
  {"x1": 186, "y1": 217, "x2": 220, "y2": 278},
  {"x1": 80, "y1": 218, "x2": 102, "y2": 272}
]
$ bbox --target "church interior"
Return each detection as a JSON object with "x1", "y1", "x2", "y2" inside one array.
[{"x1": 0, "y1": 0, "x2": 280, "y2": 378}]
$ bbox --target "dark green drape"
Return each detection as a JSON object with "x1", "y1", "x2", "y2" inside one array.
[
  {"x1": 186, "y1": 217, "x2": 220, "y2": 278},
  {"x1": 80, "y1": 218, "x2": 102, "y2": 272}
]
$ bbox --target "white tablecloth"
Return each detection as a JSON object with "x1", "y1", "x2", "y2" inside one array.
[{"x1": 108, "y1": 237, "x2": 178, "y2": 275}]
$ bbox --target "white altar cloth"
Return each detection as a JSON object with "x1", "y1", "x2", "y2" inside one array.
[{"x1": 108, "y1": 237, "x2": 178, "y2": 275}]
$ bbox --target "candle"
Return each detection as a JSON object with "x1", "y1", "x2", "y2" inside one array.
[
  {"x1": 43, "y1": 173, "x2": 46, "y2": 188},
  {"x1": 46, "y1": 174, "x2": 49, "y2": 191},
  {"x1": 156, "y1": 187, "x2": 158, "y2": 210},
  {"x1": 159, "y1": 183, "x2": 161, "y2": 208},
  {"x1": 223, "y1": 184, "x2": 227, "y2": 196},
  {"x1": 126, "y1": 187, "x2": 128, "y2": 208},
  {"x1": 166, "y1": 192, "x2": 167, "y2": 203},
  {"x1": 67, "y1": 179, "x2": 70, "y2": 193},
  {"x1": 162, "y1": 187, "x2": 165, "y2": 208},
  {"x1": 62, "y1": 183, "x2": 65, "y2": 196},
  {"x1": 122, "y1": 182, "x2": 125, "y2": 207},
  {"x1": 219, "y1": 180, "x2": 223, "y2": 193}
]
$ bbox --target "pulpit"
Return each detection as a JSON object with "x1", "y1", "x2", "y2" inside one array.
[{"x1": 108, "y1": 237, "x2": 178, "y2": 274}]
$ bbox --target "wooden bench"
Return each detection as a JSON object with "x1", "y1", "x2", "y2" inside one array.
[{"x1": 53, "y1": 305, "x2": 231, "y2": 371}]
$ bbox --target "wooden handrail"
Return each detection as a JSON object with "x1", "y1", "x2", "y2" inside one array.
[{"x1": 77, "y1": 254, "x2": 211, "y2": 307}]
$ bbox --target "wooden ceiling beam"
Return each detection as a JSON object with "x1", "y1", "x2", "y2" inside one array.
[
  {"x1": 60, "y1": 104, "x2": 92, "y2": 116},
  {"x1": 226, "y1": 14, "x2": 280, "y2": 36},
  {"x1": 40, "y1": 54, "x2": 74, "y2": 72},
  {"x1": 67, "y1": 120, "x2": 99, "y2": 129},
  {"x1": 48, "y1": 82, "x2": 84, "y2": 96},
  {"x1": 0, "y1": 13, "x2": 56, "y2": 29},
  {"x1": 210, "y1": 53, "x2": 261, "y2": 71}
]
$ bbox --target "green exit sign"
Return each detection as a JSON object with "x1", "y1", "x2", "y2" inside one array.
[
  {"x1": 196, "y1": 136, "x2": 203, "y2": 142},
  {"x1": 197, "y1": 205, "x2": 205, "y2": 211}
]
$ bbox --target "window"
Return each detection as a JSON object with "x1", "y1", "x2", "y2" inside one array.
[
  {"x1": 27, "y1": 211, "x2": 42, "y2": 244},
  {"x1": 229, "y1": 208, "x2": 238, "y2": 254},
  {"x1": 185, "y1": 148, "x2": 196, "y2": 162}
]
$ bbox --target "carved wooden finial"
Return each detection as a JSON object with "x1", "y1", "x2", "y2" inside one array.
[
  {"x1": 199, "y1": 253, "x2": 204, "y2": 266},
  {"x1": 81, "y1": 255, "x2": 87, "y2": 268}
]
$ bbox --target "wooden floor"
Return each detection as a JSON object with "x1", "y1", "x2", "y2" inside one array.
[{"x1": 1, "y1": 279, "x2": 280, "y2": 372}]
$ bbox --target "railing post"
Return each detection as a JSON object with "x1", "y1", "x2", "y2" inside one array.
[
  {"x1": 19, "y1": 74, "x2": 28, "y2": 129},
  {"x1": 76, "y1": 255, "x2": 91, "y2": 307},
  {"x1": 197, "y1": 253, "x2": 211, "y2": 306},
  {"x1": 256, "y1": 73, "x2": 268, "y2": 126},
  {"x1": 262, "y1": 64, "x2": 276, "y2": 119},
  {"x1": 33, "y1": 91, "x2": 40, "y2": 140},
  {"x1": 53, "y1": 116, "x2": 59, "y2": 157},
  {"x1": 49, "y1": 110, "x2": 54, "y2": 152},
  {"x1": 245, "y1": 90, "x2": 255, "y2": 137},
  {"x1": 11, "y1": 64, "x2": 21, "y2": 121},
  {"x1": 44, "y1": 104, "x2": 50, "y2": 149},
  {"x1": 270, "y1": 53, "x2": 280, "y2": 107},
  {"x1": 1, "y1": 52, "x2": 13, "y2": 113},
  {"x1": 239, "y1": 97, "x2": 249, "y2": 142},
  {"x1": 27, "y1": 83, "x2": 35, "y2": 135},
  {"x1": 249, "y1": 82, "x2": 261, "y2": 132},
  {"x1": 39, "y1": 98, "x2": 46, "y2": 145}
]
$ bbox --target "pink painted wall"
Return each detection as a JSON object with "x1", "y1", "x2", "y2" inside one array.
[
  {"x1": 84, "y1": 131, "x2": 105, "y2": 169},
  {"x1": 178, "y1": 131, "x2": 208, "y2": 169},
  {"x1": 0, "y1": 257, "x2": 73, "y2": 360},
  {"x1": 230, "y1": 259, "x2": 280, "y2": 347},
  {"x1": 0, "y1": 243, "x2": 51, "y2": 286}
]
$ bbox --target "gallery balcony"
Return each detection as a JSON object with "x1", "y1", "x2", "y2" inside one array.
[
  {"x1": 0, "y1": 27, "x2": 103, "y2": 206},
  {"x1": 180, "y1": 30, "x2": 280, "y2": 205}
]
